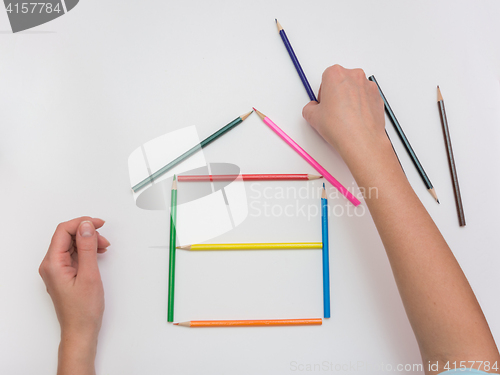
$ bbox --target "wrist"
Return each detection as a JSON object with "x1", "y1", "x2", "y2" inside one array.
[{"x1": 58, "y1": 330, "x2": 98, "y2": 375}]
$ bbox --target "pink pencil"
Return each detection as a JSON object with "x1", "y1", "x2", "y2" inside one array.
[{"x1": 253, "y1": 108, "x2": 361, "y2": 206}]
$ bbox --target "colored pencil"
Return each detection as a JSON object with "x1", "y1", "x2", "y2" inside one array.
[
  {"x1": 437, "y1": 86, "x2": 466, "y2": 227},
  {"x1": 253, "y1": 108, "x2": 361, "y2": 206},
  {"x1": 177, "y1": 174, "x2": 322, "y2": 182},
  {"x1": 177, "y1": 242, "x2": 322, "y2": 251},
  {"x1": 174, "y1": 318, "x2": 322, "y2": 327},
  {"x1": 368, "y1": 75, "x2": 439, "y2": 203},
  {"x1": 321, "y1": 184, "x2": 330, "y2": 318},
  {"x1": 276, "y1": 19, "x2": 317, "y2": 102},
  {"x1": 131, "y1": 111, "x2": 253, "y2": 193},
  {"x1": 167, "y1": 176, "x2": 177, "y2": 322}
]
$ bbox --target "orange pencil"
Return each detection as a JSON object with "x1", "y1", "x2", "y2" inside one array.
[{"x1": 173, "y1": 318, "x2": 322, "y2": 327}]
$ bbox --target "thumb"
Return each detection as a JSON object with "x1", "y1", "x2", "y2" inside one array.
[
  {"x1": 302, "y1": 100, "x2": 319, "y2": 126},
  {"x1": 76, "y1": 221, "x2": 99, "y2": 279}
]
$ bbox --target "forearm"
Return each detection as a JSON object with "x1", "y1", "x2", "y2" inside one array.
[
  {"x1": 347, "y1": 136, "x2": 499, "y2": 372},
  {"x1": 58, "y1": 331, "x2": 97, "y2": 375}
]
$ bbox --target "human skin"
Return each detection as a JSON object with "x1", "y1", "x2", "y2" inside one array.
[
  {"x1": 302, "y1": 64, "x2": 500, "y2": 375},
  {"x1": 39, "y1": 217, "x2": 110, "y2": 375}
]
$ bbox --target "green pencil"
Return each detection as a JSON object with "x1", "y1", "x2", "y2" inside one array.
[
  {"x1": 132, "y1": 111, "x2": 253, "y2": 193},
  {"x1": 167, "y1": 175, "x2": 178, "y2": 322}
]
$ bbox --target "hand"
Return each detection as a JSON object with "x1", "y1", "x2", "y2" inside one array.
[
  {"x1": 39, "y1": 217, "x2": 110, "y2": 375},
  {"x1": 302, "y1": 64, "x2": 387, "y2": 166}
]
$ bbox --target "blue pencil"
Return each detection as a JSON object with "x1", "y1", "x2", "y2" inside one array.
[
  {"x1": 276, "y1": 19, "x2": 317, "y2": 102},
  {"x1": 321, "y1": 183, "x2": 330, "y2": 318}
]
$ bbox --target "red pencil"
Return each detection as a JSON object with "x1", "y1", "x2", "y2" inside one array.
[{"x1": 177, "y1": 174, "x2": 322, "y2": 182}]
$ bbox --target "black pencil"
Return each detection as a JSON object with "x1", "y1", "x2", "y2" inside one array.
[
  {"x1": 369, "y1": 75, "x2": 439, "y2": 203},
  {"x1": 437, "y1": 86, "x2": 466, "y2": 226}
]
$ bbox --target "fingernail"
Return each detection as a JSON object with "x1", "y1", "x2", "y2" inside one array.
[{"x1": 80, "y1": 221, "x2": 95, "y2": 237}]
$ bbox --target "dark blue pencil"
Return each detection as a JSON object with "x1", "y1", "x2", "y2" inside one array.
[
  {"x1": 321, "y1": 183, "x2": 330, "y2": 318},
  {"x1": 276, "y1": 19, "x2": 317, "y2": 102}
]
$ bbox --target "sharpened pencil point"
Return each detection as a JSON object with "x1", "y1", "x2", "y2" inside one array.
[
  {"x1": 172, "y1": 175, "x2": 177, "y2": 190},
  {"x1": 428, "y1": 188, "x2": 439, "y2": 203},
  {"x1": 253, "y1": 108, "x2": 266, "y2": 120},
  {"x1": 307, "y1": 174, "x2": 323, "y2": 180},
  {"x1": 173, "y1": 323, "x2": 179, "y2": 325},
  {"x1": 437, "y1": 86, "x2": 443, "y2": 102},
  {"x1": 437, "y1": 199, "x2": 440, "y2": 204},
  {"x1": 276, "y1": 19, "x2": 283, "y2": 32},
  {"x1": 240, "y1": 110, "x2": 253, "y2": 121},
  {"x1": 322, "y1": 183, "x2": 327, "y2": 199}
]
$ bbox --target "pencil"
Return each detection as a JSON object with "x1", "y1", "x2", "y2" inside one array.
[
  {"x1": 131, "y1": 111, "x2": 253, "y2": 193},
  {"x1": 177, "y1": 242, "x2": 322, "y2": 251},
  {"x1": 437, "y1": 86, "x2": 466, "y2": 226},
  {"x1": 167, "y1": 176, "x2": 177, "y2": 322},
  {"x1": 253, "y1": 108, "x2": 361, "y2": 206},
  {"x1": 368, "y1": 75, "x2": 439, "y2": 203},
  {"x1": 177, "y1": 174, "x2": 322, "y2": 182},
  {"x1": 173, "y1": 318, "x2": 322, "y2": 327},
  {"x1": 276, "y1": 19, "x2": 317, "y2": 102},
  {"x1": 321, "y1": 184, "x2": 330, "y2": 318}
]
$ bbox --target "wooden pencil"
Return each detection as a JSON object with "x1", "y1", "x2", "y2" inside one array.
[
  {"x1": 173, "y1": 318, "x2": 322, "y2": 327},
  {"x1": 177, "y1": 174, "x2": 322, "y2": 182},
  {"x1": 276, "y1": 19, "x2": 317, "y2": 102},
  {"x1": 167, "y1": 176, "x2": 177, "y2": 322},
  {"x1": 321, "y1": 183, "x2": 330, "y2": 318},
  {"x1": 437, "y1": 86, "x2": 466, "y2": 226},
  {"x1": 368, "y1": 75, "x2": 439, "y2": 203},
  {"x1": 253, "y1": 108, "x2": 361, "y2": 206},
  {"x1": 177, "y1": 242, "x2": 322, "y2": 251},
  {"x1": 131, "y1": 111, "x2": 253, "y2": 193}
]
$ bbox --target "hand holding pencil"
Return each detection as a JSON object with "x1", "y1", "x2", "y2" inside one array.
[{"x1": 302, "y1": 65, "x2": 387, "y2": 169}]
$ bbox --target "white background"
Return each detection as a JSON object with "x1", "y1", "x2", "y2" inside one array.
[{"x1": 1, "y1": 1, "x2": 499, "y2": 374}]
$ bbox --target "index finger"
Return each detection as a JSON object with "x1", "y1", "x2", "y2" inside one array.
[{"x1": 48, "y1": 217, "x2": 105, "y2": 256}]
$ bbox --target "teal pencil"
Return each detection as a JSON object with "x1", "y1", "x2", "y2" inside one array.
[
  {"x1": 132, "y1": 111, "x2": 252, "y2": 193},
  {"x1": 167, "y1": 176, "x2": 177, "y2": 322}
]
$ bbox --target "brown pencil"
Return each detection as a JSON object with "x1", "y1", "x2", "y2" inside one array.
[
  {"x1": 173, "y1": 318, "x2": 322, "y2": 327},
  {"x1": 437, "y1": 86, "x2": 466, "y2": 227}
]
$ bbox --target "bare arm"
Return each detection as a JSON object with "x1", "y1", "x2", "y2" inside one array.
[
  {"x1": 39, "y1": 217, "x2": 110, "y2": 375},
  {"x1": 303, "y1": 65, "x2": 500, "y2": 374}
]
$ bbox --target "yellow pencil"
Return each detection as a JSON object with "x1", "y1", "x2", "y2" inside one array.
[{"x1": 177, "y1": 243, "x2": 322, "y2": 251}]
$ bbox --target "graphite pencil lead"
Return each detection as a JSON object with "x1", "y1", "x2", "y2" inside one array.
[
  {"x1": 428, "y1": 188, "x2": 439, "y2": 203},
  {"x1": 276, "y1": 19, "x2": 283, "y2": 32},
  {"x1": 240, "y1": 110, "x2": 253, "y2": 121},
  {"x1": 437, "y1": 86, "x2": 443, "y2": 102},
  {"x1": 252, "y1": 108, "x2": 266, "y2": 120}
]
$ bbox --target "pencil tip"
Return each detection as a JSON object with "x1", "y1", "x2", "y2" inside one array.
[
  {"x1": 240, "y1": 110, "x2": 253, "y2": 121},
  {"x1": 323, "y1": 183, "x2": 325, "y2": 189},
  {"x1": 307, "y1": 174, "x2": 322, "y2": 180},
  {"x1": 437, "y1": 199, "x2": 440, "y2": 204},
  {"x1": 173, "y1": 323, "x2": 179, "y2": 325},
  {"x1": 437, "y1": 86, "x2": 443, "y2": 102},
  {"x1": 428, "y1": 188, "x2": 439, "y2": 202},
  {"x1": 253, "y1": 108, "x2": 266, "y2": 120},
  {"x1": 276, "y1": 19, "x2": 283, "y2": 31}
]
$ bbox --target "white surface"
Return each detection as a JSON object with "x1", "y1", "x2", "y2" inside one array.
[{"x1": 1, "y1": 1, "x2": 499, "y2": 374}]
